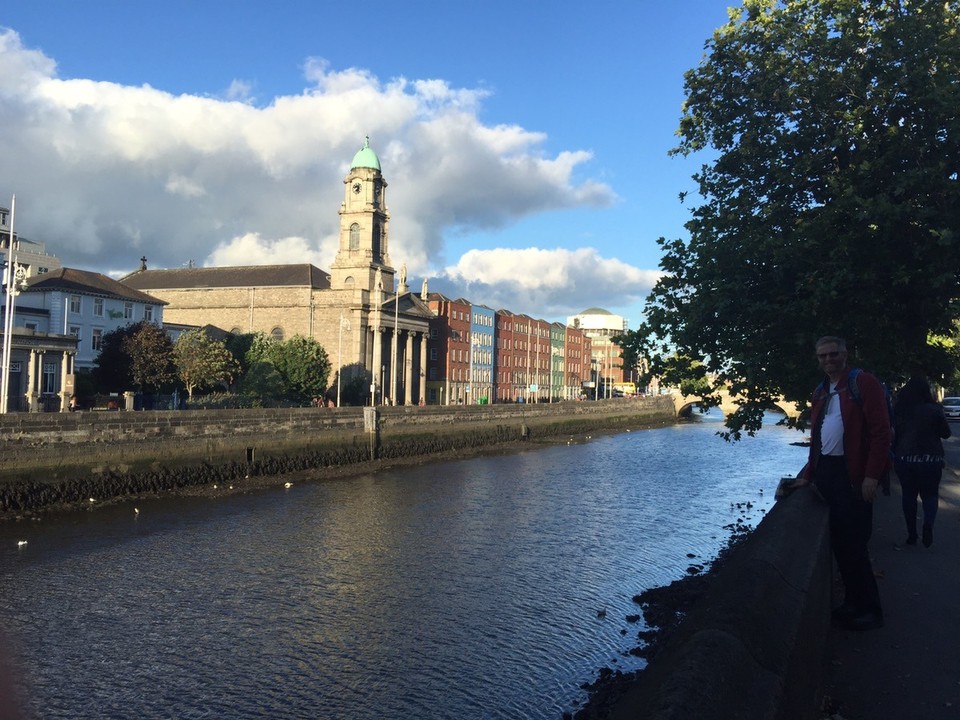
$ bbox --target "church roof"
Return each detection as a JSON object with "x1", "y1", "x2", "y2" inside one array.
[
  {"x1": 351, "y1": 136, "x2": 381, "y2": 171},
  {"x1": 121, "y1": 264, "x2": 331, "y2": 291},
  {"x1": 24, "y1": 267, "x2": 166, "y2": 305}
]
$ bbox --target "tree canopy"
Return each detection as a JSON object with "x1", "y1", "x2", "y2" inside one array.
[
  {"x1": 122, "y1": 322, "x2": 176, "y2": 391},
  {"x1": 93, "y1": 321, "x2": 175, "y2": 393},
  {"x1": 173, "y1": 329, "x2": 240, "y2": 399},
  {"x1": 233, "y1": 332, "x2": 331, "y2": 403},
  {"x1": 638, "y1": 0, "x2": 960, "y2": 437}
]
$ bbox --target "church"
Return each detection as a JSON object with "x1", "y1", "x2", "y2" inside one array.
[{"x1": 121, "y1": 138, "x2": 436, "y2": 405}]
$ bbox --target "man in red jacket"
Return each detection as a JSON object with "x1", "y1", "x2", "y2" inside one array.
[{"x1": 798, "y1": 336, "x2": 890, "y2": 631}]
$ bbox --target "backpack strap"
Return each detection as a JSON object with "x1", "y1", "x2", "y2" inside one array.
[
  {"x1": 812, "y1": 378, "x2": 830, "y2": 405},
  {"x1": 848, "y1": 368, "x2": 863, "y2": 404}
]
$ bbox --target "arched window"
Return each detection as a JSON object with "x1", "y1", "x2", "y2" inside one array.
[
  {"x1": 349, "y1": 223, "x2": 360, "y2": 250},
  {"x1": 271, "y1": 327, "x2": 285, "y2": 342},
  {"x1": 343, "y1": 276, "x2": 355, "y2": 288}
]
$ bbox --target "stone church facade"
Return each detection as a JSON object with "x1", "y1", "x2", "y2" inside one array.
[{"x1": 121, "y1": 138, "x2": 435, "y2": 405}]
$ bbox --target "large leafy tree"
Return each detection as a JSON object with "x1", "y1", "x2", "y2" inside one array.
[
  {"x1": 234, "y1": 332, "x2": 331, "y2": 403},
  {"x1": 640, "y1": 0, "x2": 960, "y2": 437},
  {"x1": 92, "y1": 324, "x2": 137, "y2": 392},
  {"x1": 173, "y1": 329, "x2": 240, "y2": 400},
  {"x1": 273, "y1": 335, "x2": 331, "y2": 402},
  {"x1": 122, "y1": 321, "x2": 176, "y2": 392}
]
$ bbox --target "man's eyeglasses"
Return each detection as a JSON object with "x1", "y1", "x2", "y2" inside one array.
[{"x1": 817, "y1": 351, "x2": 842, "y2": 360}]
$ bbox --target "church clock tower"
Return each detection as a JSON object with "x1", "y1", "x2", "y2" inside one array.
[{"x1": 330, "y1": 137, "x2": 395, "y2": 293}]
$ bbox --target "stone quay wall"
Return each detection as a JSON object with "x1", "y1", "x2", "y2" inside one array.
[{"x1": 0, "y1": 396, "x2": 675, "y2": 516}]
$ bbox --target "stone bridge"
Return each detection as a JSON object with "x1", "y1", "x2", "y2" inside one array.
[{"x1": 670, "y1": 388, "x2": 800, "y2": 420}]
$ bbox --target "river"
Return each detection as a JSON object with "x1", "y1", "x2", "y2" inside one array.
[{"x1": 0, "y1": 410, "x2": 806, "y2": 719}]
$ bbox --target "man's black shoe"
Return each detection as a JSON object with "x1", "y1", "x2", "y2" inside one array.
[
  {"x1": 844, "y1": 612, "x2": 884, "y2": 631},
  {"x1": 922, "y1": 523, "x2": 933, "y2": 548}
]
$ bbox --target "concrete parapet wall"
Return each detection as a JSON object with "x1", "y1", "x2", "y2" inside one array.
[
  {"x1": 610, "y1": 488, "x2": 831, "y2": 720},
  {"x1": 0, "y1": 396, "x2": 676, "y2": 482}
]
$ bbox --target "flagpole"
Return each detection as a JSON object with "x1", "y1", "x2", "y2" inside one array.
[{"x1": 1, "y1": 195, "x2": 17, "y2": 414}]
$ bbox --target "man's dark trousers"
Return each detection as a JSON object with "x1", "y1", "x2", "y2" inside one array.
[{"x1": 814, "y1": 454, "x2": 883, "y2": 615}]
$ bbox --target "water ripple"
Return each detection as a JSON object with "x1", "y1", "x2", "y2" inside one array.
[{"x1": 0, "y1": 412, "x2": 803, "y2": 719}]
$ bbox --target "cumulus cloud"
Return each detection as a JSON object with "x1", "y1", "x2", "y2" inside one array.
[
  {"x1": 0, "y1": 28, "x2": 657, "y2": 319},
  {"x1": 205, "y1": 233, "x2": 324, "y2": 268},
  {"x1": 436, "y1": 247, "x2": 662, "y2": 319}
]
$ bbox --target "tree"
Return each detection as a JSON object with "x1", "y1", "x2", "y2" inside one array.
[
  {"x1": 232, "y1": 332, "x2": 331, "y2": 404},
  {"x1": 640, "y1": 0, "x2": 960, "y2": 438},
  {"x1": 92, "y1": 324, "x2": 137, "y2": 392},
  {"x1": 173, "y1": 329, "x2": 241, "y2": 400},
  {"x1": 272, "y1": 335, "x2": 331, "y2": 402},
  {"x1": 122, "y1": 322, "x2": 176, "y2": 392}
]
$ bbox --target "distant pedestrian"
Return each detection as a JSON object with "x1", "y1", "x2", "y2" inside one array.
[
  {"x1": 892, "y1": 375, "x2": 950, "y2": 547},
  {"x1": 796, "y1": 336, "x2": 890, "y2": 631}
]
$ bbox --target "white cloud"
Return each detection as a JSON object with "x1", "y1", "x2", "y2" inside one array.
[
  {"x1": 437, "y1": 247, "x2": 661, "y2": 318},
  {"x1": 205, "y1": 233, "x2": 324, "y2": 268},
  {"x1": 165, "y1": 174, "x2": 206, "y2": 198},
  {"x1": 0, "y1": 28, "x2": 641, "y2": 319}
]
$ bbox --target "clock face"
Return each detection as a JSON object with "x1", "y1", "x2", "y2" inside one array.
[{"x1": 352, "y1": 181, "x2": 362, "y2": 194}]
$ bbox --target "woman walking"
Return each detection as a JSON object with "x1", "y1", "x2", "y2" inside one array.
[{"x1": 893, "y1": 376, "x2": 951, "y2": 547}]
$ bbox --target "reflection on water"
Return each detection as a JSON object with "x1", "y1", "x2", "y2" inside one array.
[{"x1": 0, "y1": 412, "x2": 804, "y2": 719}]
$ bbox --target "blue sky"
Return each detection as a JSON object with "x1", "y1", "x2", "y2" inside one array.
[{"x1": 1, "y1": 0, "x2": 736, "y2": 327}]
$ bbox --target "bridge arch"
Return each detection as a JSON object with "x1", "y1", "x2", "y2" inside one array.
[{"x1": 671, "y1": 390, "x2": 799, "y2": 421}]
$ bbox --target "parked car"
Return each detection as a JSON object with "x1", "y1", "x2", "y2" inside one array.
[{"x1": 942, "y1": 397, "x2": 960, "y2": 420}]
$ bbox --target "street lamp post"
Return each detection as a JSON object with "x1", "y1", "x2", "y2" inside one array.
[
  {"x1": 1, "y1": 196, "x2": 19, "y2": 415},
  {"x1": 392, "y1": 280, "x2": 399, "y2": 405}
]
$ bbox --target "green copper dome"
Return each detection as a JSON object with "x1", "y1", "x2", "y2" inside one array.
[{"x1": 351, "y1": 136, "x2": 381, "y2": 171}]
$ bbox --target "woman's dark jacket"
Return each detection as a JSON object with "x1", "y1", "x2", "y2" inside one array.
[{"x1": 893, "y1": 402, "x2": 951, "y2": 461}]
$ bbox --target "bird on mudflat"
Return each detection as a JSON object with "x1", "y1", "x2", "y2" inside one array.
[{"x1": 17, "y1": 540, "x2": 27, "y2": 548}]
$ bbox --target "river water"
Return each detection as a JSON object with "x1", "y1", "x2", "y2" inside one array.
[{"x1": 0, "y1": 411, "x2": 806, "y2": 720}]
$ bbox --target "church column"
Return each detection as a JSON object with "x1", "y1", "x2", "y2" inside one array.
[
  {"x1": 404, "y1": 332, "x2": 414, "y2": 405},
  {"x1": 419, "y1": 332, "x2": 428, "y2": 405}
]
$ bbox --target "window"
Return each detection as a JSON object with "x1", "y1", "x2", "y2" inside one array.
[
  {"x1": 92, "y1": 328, "x2": 103, "y2": 352},
  {"x1": 430, "y1": 348, "x2": 438, "y2": 360},
  {"x1": 349, "y1": 223, "x2": 360, "y2": 250},
  {"x1": 70, "y1": 295, "x2": 82, "y2": 314},
  {"x1": 25, "y1": 323, "x2": 37, "y2": 331},
  {"x1": 124, "y1": 302, "x2": 133, "y2": 319},
  {"x1": 144, "y1": 305, "x2": 154, "y2": 322},
  {"x1": 38, "y1": 267, "x2": 49, "y2": 274},
  {"x1": 69, "y1": 326, "x2": 80, "y2": 338},
  {"x1": 93, "y1": 298, "x2": 103, "y2": 317},
  {"x1": 42, "y1": 363, "x2": 57, "y2": 394},
  {"x1": 271, "y1": 327, "x2": 284, "y2": 342}
]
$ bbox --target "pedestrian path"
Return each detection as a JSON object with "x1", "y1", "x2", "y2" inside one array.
[{"x1": 822, "y1": 435, "x2": 960, "y2": 719}]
